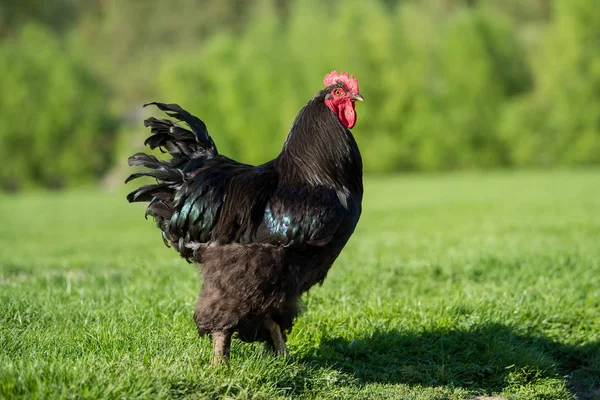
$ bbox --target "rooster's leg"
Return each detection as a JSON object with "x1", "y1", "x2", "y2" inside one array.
[
  {"x1": 264, "y1": 319, "x2": 288, "y2": 357},
  {"x1": 211, "y1": 331, "x2": 231, "y2": 365}
]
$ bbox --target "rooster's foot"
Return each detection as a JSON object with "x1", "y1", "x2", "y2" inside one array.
[
  {"x1": 211, "y1": 331, "x2": 231, "y2": 365},
  {"x1": 265, "y1": 319, "x2": 289, "y2": 358}
]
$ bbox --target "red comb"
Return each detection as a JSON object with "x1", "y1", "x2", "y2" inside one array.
[{"x1": 323, "y1": 70, "x2": 359, "y2": 93}]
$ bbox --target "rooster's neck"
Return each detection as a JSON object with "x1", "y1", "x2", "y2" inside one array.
[{"x1": 275, "y1": 98, "x2": 363, "y2": 194}]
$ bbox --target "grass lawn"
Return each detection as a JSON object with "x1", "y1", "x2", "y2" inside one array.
[{"x1": 1, "y1": 170, "x2": 599, "y2": 399}]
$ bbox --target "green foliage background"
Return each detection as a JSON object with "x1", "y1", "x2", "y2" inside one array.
[
  {"x1": 0, "y1": 23, "x2": 116, "y2": 189},
  {"x1": 1, "y1": 0, "x2": 599, "y2": 188}
]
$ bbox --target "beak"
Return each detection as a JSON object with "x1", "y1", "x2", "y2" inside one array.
[{"x1": 351, "y1": 93, "x2": 364, "y2": 102}]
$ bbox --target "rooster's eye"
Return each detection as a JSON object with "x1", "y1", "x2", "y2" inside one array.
[{"x1": 333, "y1": 89, "x2": 344, "y2": 96}]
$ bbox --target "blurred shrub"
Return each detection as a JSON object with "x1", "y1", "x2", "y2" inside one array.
[
  {"x1": 396, "y1": 6, "x2": 532, "y2": 171},
  {"x1": 3, "y1": 0, "x2": 599, "y2": 184},
  {"x1": 0, "y1": 0, "x2": 77, "y2": 39},
  {"x1": 500, "y1": 0, "x2": 600, "y2": 166},
  {"x1": 0, "y1": 23, "x2": 116, "y2": 190},
  {"x1": 156, "y1": 0, "x2": 533, "y2": 172}
]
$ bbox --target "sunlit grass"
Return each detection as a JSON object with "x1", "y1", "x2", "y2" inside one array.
[{"x1": 1, "y1": 170, "x2": 599, "y2": 399}]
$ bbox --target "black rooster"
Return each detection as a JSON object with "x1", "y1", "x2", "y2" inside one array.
[{"x1": 126, "y1": 71, "x2": 364, "y2": 363}]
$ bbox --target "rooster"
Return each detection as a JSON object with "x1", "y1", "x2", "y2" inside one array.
[{"x1": 126, "y1": 71, "x2": 364, "y2": 363}]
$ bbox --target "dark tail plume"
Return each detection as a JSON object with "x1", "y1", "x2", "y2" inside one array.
[
  {"x1": 126, "y1": 103, "x2": 217, "y2": 228},
  {"x1": 142, "y1": 102, "x2": 217, "y2": 158}
]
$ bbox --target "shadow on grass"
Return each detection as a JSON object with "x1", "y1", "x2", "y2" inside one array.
[{"x1": 301, "y1": 323, "x2": 599, "y2": 398}]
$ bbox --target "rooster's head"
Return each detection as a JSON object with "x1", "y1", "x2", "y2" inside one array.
[{"x1": 323, "y1": 71, "x2": 363, "y2": 129}]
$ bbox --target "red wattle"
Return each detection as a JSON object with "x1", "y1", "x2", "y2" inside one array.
[
  {"x1": 325, "y1": 99, "x2": 356, "y2": 129},
  {"x1": 343, "y1": 102, "x2": 356, "y2": 129}
]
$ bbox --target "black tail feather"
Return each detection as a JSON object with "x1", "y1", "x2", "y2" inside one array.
[
  {"x1": 126, "y1": 103, "x2": 217, "y2": 203},
  {"x1": 127, "y1": 152, "x2": 162, "y2": 168},
  {"x1": 127, "y1": 183, "x2": 167, "y2": 202},
  {"x1": 146, "y1": 198, "x2": 174, "y2": 219},
  {"x1": 124, "y1": 168, "x2": 185, "y2": 185},
  {"x1": 142, "y1": 118, "x2": 198, "y2": 156},
  {"x1": 143, "y1": 102, "x2": 217, "y2": 156},
  {"x1": 126, "y1": 102, "x2": 218, "y2": 249}
]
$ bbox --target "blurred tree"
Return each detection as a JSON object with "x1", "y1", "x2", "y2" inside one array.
[
  {"x1": 157, "y1": 0, "x2": 290, "y2": 160},
  {"x1": 500, "y1": 0, "x2": 600, "y2": 166},
  {"x1": 1, "y1": 0, "x2": 599, "y2": 186},
  {"x1": 73, "y1": 0, "x2": 278, "y2": 110},
  {"x1": 0, "y1": 23, "x2": 117, "y2": 189},
  {"x1": 406, "y1": 8, "x2": 531, "y2": 170},
  {"x1": 479, "y1": 0, "x2": 551, "y2": 22},
  {"x1": 0, "y1": 0, "x2": 76, "y2": 39},
  {"x1": 156, "y1": 0, "x2": 532, "y2": 172}
]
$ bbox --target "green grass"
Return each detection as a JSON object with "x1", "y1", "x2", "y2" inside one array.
[{"x1": 1, "y1": 170, "x2": 599, "y2": 399}]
